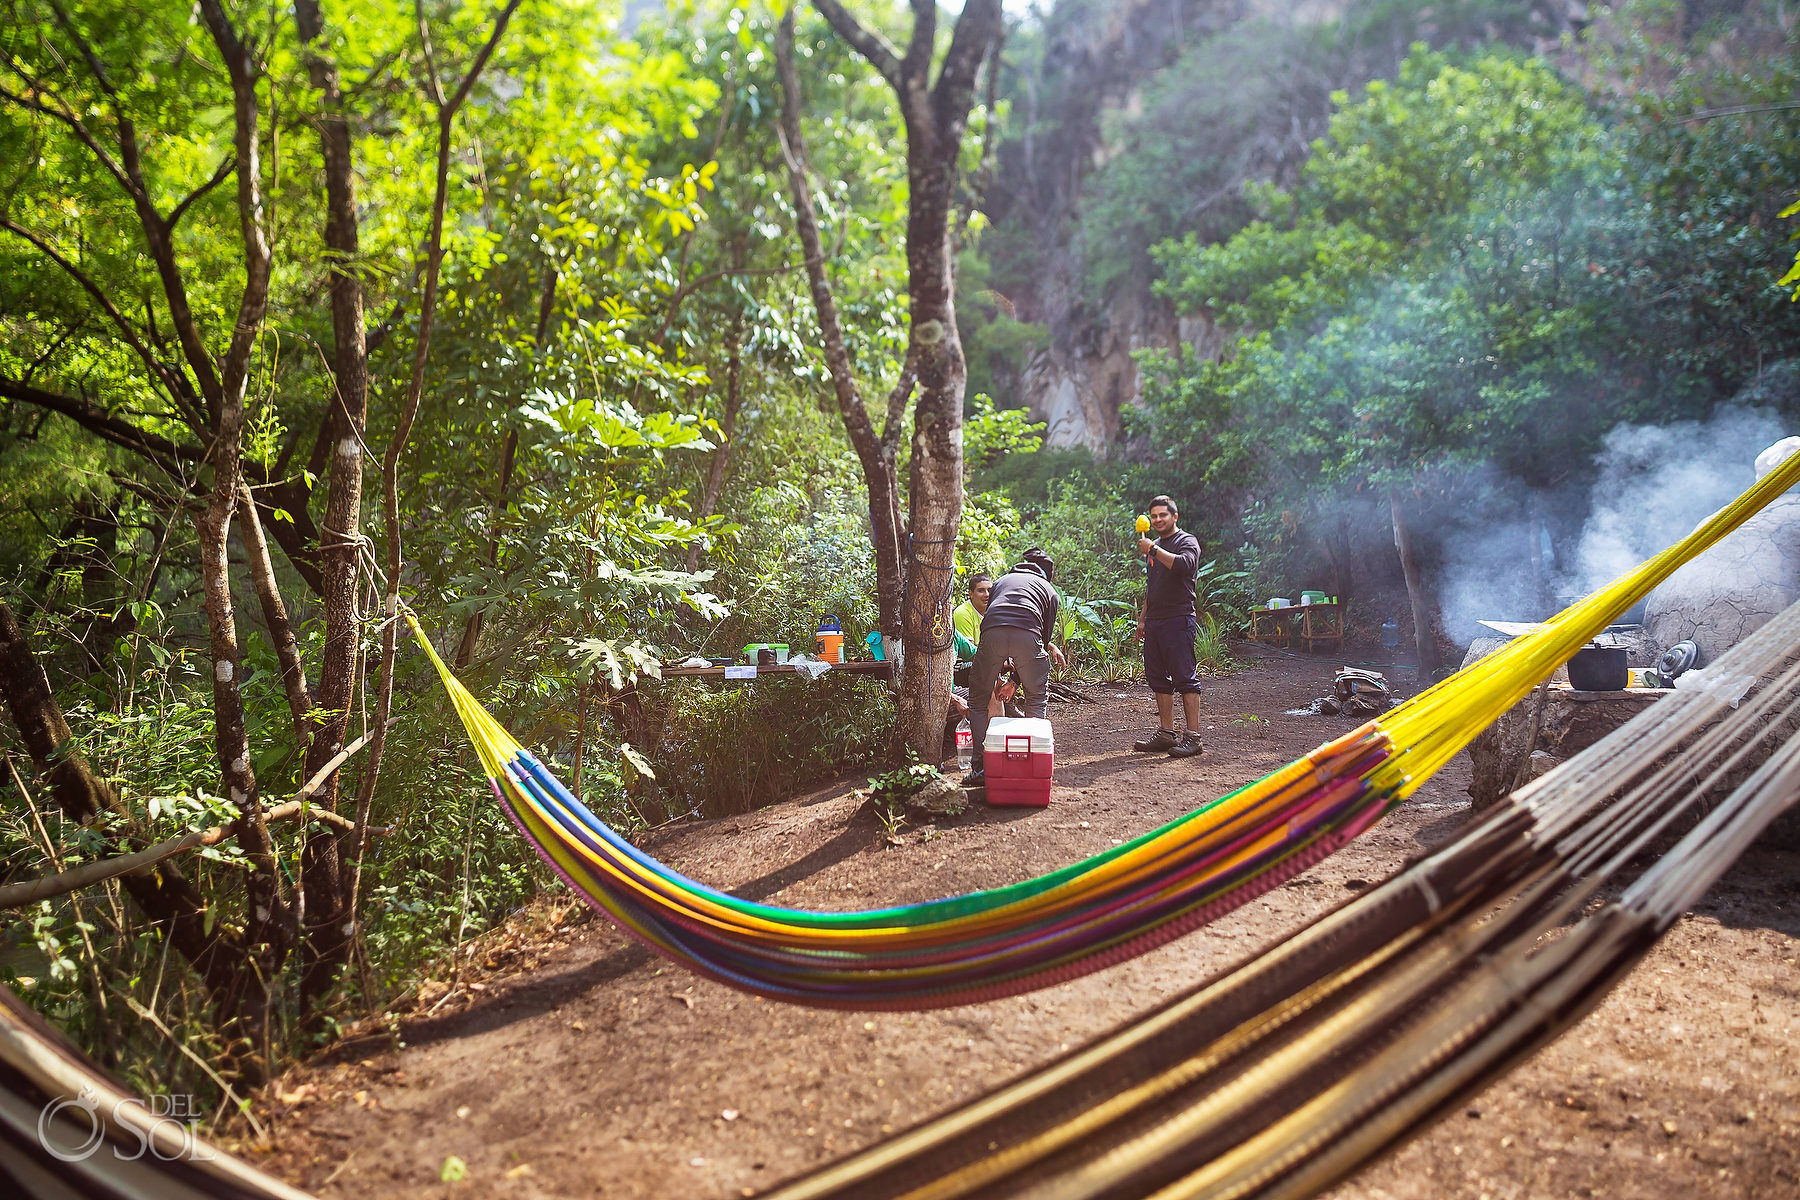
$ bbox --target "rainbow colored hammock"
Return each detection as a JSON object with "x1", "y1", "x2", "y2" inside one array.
[{"x1": 411, "y1": 451, "x2": 1800, "y2": 1011}]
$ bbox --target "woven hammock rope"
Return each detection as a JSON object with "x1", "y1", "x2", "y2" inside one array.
[
  {"x1": 409, "y1": 447, "x2": 1800, "y2": 1010},
  {"x1": 4, "y1": 459, "x2": 1796, "y2": 1200},
  {"x1": 763, "y1": 597, "x2": 1800, "y2": 1200}
]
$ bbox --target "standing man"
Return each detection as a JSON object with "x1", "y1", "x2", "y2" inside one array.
[
  {"x1": 963, "y1": 549, "x2": 1066, "y2": 788},
  {"x1": 1133, "y1": 495, "x2": 1205, "y2": 758}
]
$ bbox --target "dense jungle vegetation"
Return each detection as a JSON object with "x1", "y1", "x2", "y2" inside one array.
[{"x1": 1, "y1": 0, "x2": 1796, "y2": 1116}]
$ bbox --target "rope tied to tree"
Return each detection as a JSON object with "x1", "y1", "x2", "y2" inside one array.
[{"x1": 901, "y1": 532, "x2": 959, "y2": 747}]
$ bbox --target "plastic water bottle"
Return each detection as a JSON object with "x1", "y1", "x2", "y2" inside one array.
[{"x1": 956, "y1": 718, "x2": 973, "y2": 771}]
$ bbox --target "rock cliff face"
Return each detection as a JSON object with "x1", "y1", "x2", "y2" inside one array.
[
  {"x1": 987, "y1": 0, "x2": 1269, "y2": 453},
  {"x1": 983, "y1": 0, "x2": 1596, "y2": 455}
]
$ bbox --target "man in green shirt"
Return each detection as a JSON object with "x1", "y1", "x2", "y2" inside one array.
[{"x1": 952, "y1": 573, "x2": 992, "y2": 657}]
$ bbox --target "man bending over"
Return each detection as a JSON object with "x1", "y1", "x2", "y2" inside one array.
[{"x1": 964, "y1": 549, "x2": 1065, "y2": 788}]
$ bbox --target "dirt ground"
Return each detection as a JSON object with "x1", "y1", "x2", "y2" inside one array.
[{"x1": 255, "y1": 646, "x2": 1800, "y2": 1199}]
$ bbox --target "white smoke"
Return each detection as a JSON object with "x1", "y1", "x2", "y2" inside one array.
[
  {"x1": 1432, "y1": 402, "x2": 1799, "y2": 647},
  {"x1": 1568, "y1": 405, "x2": 1792, "y2": 601},
  {"x1": 1434, "y1": 490, "x2": 1553, "y2": 641}
]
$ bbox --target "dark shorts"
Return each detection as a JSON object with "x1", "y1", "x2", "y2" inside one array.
[{"x1": 1144, "y1": 615, "x2": 1204, "y2": 695}]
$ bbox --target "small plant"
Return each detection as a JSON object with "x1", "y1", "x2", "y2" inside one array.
[
  {"x1": 869, "y1": 758, "x2": 943, "y2": 805},
  {"x1": 868, "y1": 757, "x2": 943, "y2": 845},
  {"x1": 1230, "y1": 713, "x2": 1271, "y2": 738}
]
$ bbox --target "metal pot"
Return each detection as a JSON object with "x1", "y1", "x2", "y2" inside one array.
[{"x1": 1568, "y1": 645, "x2": 1629, "y2": 691}]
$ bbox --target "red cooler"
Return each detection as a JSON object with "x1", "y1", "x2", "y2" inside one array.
[{"x1": 983, "y1": 717, "x2": 1054, "y2": 807}]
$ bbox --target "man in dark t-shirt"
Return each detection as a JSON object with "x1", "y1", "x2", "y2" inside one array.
[
  {"x1": 963, "y1": 548, "x2": 1065, "y2": 787},
  {"x1": 1133, "y1": 495, "x2": 1204, "y2": 757}
]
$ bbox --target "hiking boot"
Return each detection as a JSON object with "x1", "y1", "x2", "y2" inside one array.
[
  {"x1": 1168, "y1": 732, "x2": 1204, "y2": 758},
  {"x1": 961, "y1": 767, "x2": 987, "y2": 789},
  {"x1": 1133, "y1": 728, "x2": 1178, "y2": 753}
]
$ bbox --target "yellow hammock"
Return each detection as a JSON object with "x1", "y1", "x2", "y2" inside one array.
[{"x1": 410, "y1": 449, "x2": 1800, "y2": 1009}]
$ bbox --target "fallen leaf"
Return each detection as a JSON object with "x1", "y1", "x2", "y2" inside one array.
[
  {"x1": 440, "y1": 1155, "x2": 468, "y2": 1183},
  {"x1": 570, "y1": 1019, "x2": 586, "y2": 1031},
  {"x1": 503, "y1": 1164, "x2": 532, "y2": 1179},
  {"x1": 351, "y1": 1090, "x2": 368, "y2": 1107}
]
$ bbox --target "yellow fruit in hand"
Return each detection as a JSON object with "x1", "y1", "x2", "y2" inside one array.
[{"x1": 1135, "y1": 515, "x2": 1150, "y2": 534}]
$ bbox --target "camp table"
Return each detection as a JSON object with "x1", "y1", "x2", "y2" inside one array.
[{"x1": 659, "y1": 660, "x2": 894, "y2": 680}]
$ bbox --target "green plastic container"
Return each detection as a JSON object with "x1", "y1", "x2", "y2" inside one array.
[{"x1": 1300, "y1": 590, "x2": 1329, "y2": 605}]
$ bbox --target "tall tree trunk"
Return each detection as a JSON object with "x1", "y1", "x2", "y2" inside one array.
[
  {"x1": 194, "y1": 0, "x2": 288, "y2": 1074},
  {"x1": 893, "y1": 115, "x2": 966, "y2": 763},
  {"x1": 292, "y1": 0, "x2": 372, "y2": 1015},
  {"x1": 773, "y1": 15, "x2": 907, "y2": 640},
  {"x1": 804, "y1": 0, "x2": 1004, "y2": 761},
  {"x1": 337, "y1": 0, "x2": 524, "y2": 1016},
  {"x1": 1390, "y1": 493, "x2": 1443, "y2": 674}
]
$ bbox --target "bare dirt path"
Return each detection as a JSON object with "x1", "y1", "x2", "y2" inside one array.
[{"x1": 257, "y1": 649, "x2": 1799, "y2": 1199}]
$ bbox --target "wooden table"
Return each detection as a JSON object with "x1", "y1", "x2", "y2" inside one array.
[
  {"x1": 1249, "y1": 603, "x2": 1344, "y2": 653},
  {"x1": 659, "y1": 660, "x2": 893, "y2": 680},
  {"x1": 1296, "y1": 602, "x2": 1343, "y2": 654},
  {"x1": 1249, "y1": 609, "x2": 1293, "y2": 648}
]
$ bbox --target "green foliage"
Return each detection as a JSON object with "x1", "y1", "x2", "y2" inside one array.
[
  {"x1": 957, "y1": 489, "x2": 1023, "y2": 583},
  {"x1": 1194, "y1": 613, "x2": 1237, "y2": 674},
  {"x1": 1137, "y1": 32, "x2": 1800, "y2": 612},
  {"x1": 1014, "y1": 479, "x2": 1143, "y2": 609},
  {"x1": 0, "y1": 0, "x2": 923, "y2": 1101},
  {"x1": 963, "y1": 394, "x2": 1046, "y2": 475},
  {"x1": 1057, "y1": 597, "x2": 1138, "y2": 682},
  {"x1": 869, "y1": 757, "x2": 942, "y2": 805},
  {"x1": 1783, "y1": 194, "x2": 1800, "y2": 299},
  {"x1": 1154, "y1": 47, "x2": 1600, "y2": 329},
  {"x1": 654, "y1": 676, "x2": 897, "y2": 818}
]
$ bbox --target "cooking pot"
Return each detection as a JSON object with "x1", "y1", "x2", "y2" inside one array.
[{"x1": 1568, "y1": 645, "x2": 1628, "y2": 691}]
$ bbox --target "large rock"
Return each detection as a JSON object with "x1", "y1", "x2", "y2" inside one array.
[
  {"x1": 1643, "y1": 438, "x2": 1800, "y2": 666},
  {"x1": 1465, "y1": 686, "x2": 1667, "y2": 810},
  {"x1": 1460, "y1": 633, "x2": 1800, "y2": 849}
]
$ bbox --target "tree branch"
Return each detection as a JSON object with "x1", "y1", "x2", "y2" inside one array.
[
  {"x1": 903, "y1": 0, "x2": 937, "y2": 84},
  {"x1": 237, "y1": 481, "x2": 313, "y2": 746},
  {"x1": 777, "y1": 9, "x2": 906, "y2": 638},
  {"x1": 658, "y1": 261, "x2": 803, "y2": 345},
  {"x1": 167, "y1": 153, "x2": 237, "y2": 231},
  {"x1": 0, "y1": 219, "x2": 197, "y2": 422},
  {"x1": 880, "y1": 347, "x2": 916, "y2": 457},
  {"x1": 0, "y1": 76, "x2": 138, "y2": 200},
  {"x1": 0, "y1": 726, "x2": 390, "y2": 914},
  {"x1": 931, "y1": 0, "x2": 1003, "y2": 124},
  {"x1": 809, "y1": 0, "x2": 904, "y2": 93},
  {"x1": 0, "y1": 376, "x2": 199, "y2": 470},
  {"x1": 350, "y1": 0, "x2": 525, "y2": 962}
]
